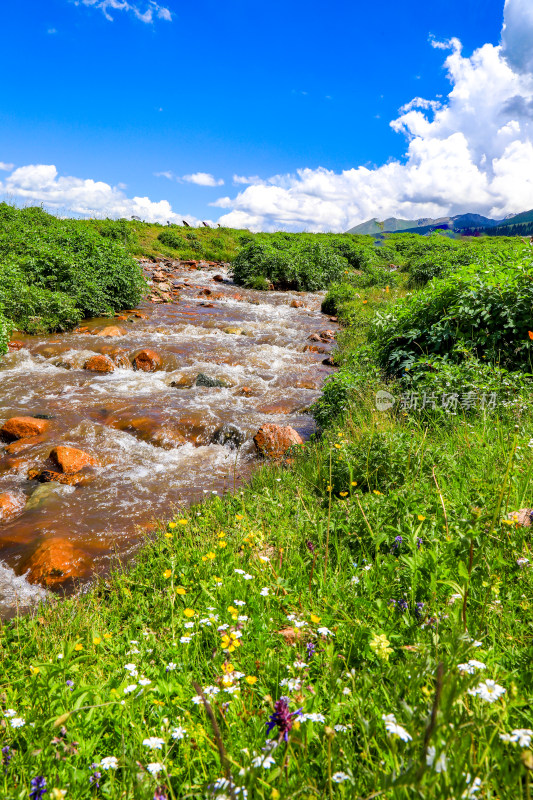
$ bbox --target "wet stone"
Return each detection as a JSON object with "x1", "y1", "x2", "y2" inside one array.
[{"x1": 1, "y1": 416, "x2": 49, "y2": 442}]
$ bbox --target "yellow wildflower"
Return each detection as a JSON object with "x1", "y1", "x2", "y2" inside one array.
[
  {"x1": 183, "y1": 608, "x2": 195, "y2": 618},
  {"x1": 164, "y1": 532, "x2": 172, "y2": 539},
  {"x1": 163, "y1": 569, "x2": 172, "y2": 579},
  {"x1": 310, "y1": 614, "x2": 321, "y2": 624},
  {"x1": 93, "y1": 637, "x2": 101, "y2": 645},
  {"x1": 206, "y1": 551, "x2": 216, "y2": 560},
  {"x1": 228, "y1": 606, "x2": 238, "y2": 614},
  {"x1": 235, "y1": 514, "x2": 244, "y2": 521},
  {"x1": 369, "y1": 633, "x2": 393, "y2": 661},
  {"x1": 213, "y1": 576, "x2": 222, "y2": 584},
  {"x1": 222, "y1": 663, "x2": 234, "y2": 673},
  {"x1": 351, "y1": 481, "x2": 357, "y2": 486},
  {"x1": 373, "y1": 490, "x2": 382, "y2": 496},
  {"x1": 30, "y1": 665, "x2": 40, "y2": 675},
  {"x1": 245, "y1": 676, "x2": 257, "y2": 685},
  {"x1": 176, "y1": 587, "x2": 186, "y2": 595},
  {"x1": 218, "y1": 531, "x2": 226, "y2": 538},
  {"x1": 104, "y1": 633, "x2": 112, "y2": 640},
  {"x1": 74, "y1": 644, "x2": 83, "y2": 652},
  {"x1": 339, "y1": 491, "x2": 348, "y2": 497},
  {"x1": 177, "y1": 519, "x2": 188, "y2": 526},
  {"x1": 326, "y1": 485, "x2": 332, "y2": 492},
  {"x1": 168, "y1": 521, "x2": 177, "y2": 529},
  {"x1": 218, "y1": 541, "x2": 227, "y2": 549},
  {"x1": 417, "y1": 515, "x2": 426, "y2": 522}
]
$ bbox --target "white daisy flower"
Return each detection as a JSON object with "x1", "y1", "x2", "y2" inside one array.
[
  {"x1": 10, "y1": 717, "x2": 25, "y2": 728},
  {"x1": 146, "y1": 763, "x2": 164, "y2": 776},
  {"x1": 124, "y1": 684, "x2": 137, "y2": 694},
  {"x1": 382, "y1": 714, "x2": 412, "y2": 742},
  {"x1": 332, "y1": 772, "x2": 351, "y2": 783},
  {"x1": 143, "y1": 737, "x2": 165, "y2": 749},
  {"x1": 260, "y1": 587, "x2": 269, "y2": 596},
  {"x1": 100, "y1": 756, "x2": 118, "y2": 769},
  {"x1": 171, "y1": 726, "x2": 187, "y2": 740}
]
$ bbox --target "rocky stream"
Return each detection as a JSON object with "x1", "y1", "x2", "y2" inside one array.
[{"x1": 0, "y1": 259, "x2": 337, "y2": 617}]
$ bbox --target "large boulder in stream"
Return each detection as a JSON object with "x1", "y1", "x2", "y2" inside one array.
[
  {"x1": 253, "y1": 424, "x2": 303, "y2": 460},
  {"x1": 93, "y1": 326, "x2": 128, "y2": 337},
  {"x1": 133, "y1": 349, "x2": 162, "y2": 372},
  {"x1": 1, "y1": 417, "x2": 49, "y2": 442},
  {"x1": 50, "y1": 446, "x2": 100, "y2": 474},
  {"x1": 83, "y1": 354, "x2": 115, "y2": 373},
  {"x1": 19, "y1": 537, "x2": 90, "y2": 587}
]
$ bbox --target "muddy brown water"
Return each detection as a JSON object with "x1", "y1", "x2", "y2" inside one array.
[{"x1": 0, "y1": 260, "x2": 337, "y2": 616}]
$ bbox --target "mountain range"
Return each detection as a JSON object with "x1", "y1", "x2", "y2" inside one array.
[{"x1": 346, "y1": 210, "x2": 533, "y2": 236}]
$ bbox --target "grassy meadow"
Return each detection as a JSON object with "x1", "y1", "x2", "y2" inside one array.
[{"x1": 1, "y1": 211, "x2": 533, "y2": 799}]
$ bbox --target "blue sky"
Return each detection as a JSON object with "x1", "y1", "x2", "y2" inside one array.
[{"x1": 1, "y1": 0, "x2": 532, "y2": 230}]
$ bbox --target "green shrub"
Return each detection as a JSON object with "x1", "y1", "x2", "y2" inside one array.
[
  {"x1": 370, "y1": 256, "x2": 533, "y2": 375},
  {"x1": 0, "y1": 204, "x2": 145, "y2": 339},
  {"x1": 321, "y1": 282, "x2": 359, "y2": 315},
  {"x1": 157, "y1": 228, "x2": 183, "y2": 250},
  {"x1": 233, "y1": 239, "x2": 347, "y2": 290}
]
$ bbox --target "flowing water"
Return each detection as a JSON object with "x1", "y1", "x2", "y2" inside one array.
[{"x1": 0, "y1": 260, "x2": 337, "y2": 616}]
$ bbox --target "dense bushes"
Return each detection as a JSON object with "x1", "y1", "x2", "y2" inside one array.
[
  {"x1": 370, "y1": 257, "x2": 533, "y2": 375},
  {"x1": 0, "y1": 204, "x2": 145, "y2": 350},
  {"x1": 232, "y1": 238, "x2": 349, "y2": 290}
]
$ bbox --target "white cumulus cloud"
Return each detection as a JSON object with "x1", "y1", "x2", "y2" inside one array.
[
  {"x1": 0, "y1": 162, "x2": 14, "y2": 171},
  {"x1": 182, "y1": 172, "x2": 224, "y2": 187},
  {"x1": 216, "y1": 0, "x2": 533, "y2": 231},
  {"x1": 74, "y1": 0, "x2": 172, "y2": 23},
  {"x1": 0, "y1": 163, "x2": 205, "y2": 226}
]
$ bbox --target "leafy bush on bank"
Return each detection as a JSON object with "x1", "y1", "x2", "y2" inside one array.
[
  {"x1": 0, "y1": 204, "x2": 146, "y2": 351},
  {"x1": 370, "y1": 257, "x2": 533, "y2": 375}
]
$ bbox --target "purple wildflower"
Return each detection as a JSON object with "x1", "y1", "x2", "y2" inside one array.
[
  {"x1": 416, "y1": 537, "x2": 423, "y2": 549},
  {"x1": 388, "y1": 598, "x2": 397, "y2": 608},
  {"x1": 390, "y1": 536, "x2": 403, "y2": 552},
  {"x1": 415, "y1": 602, "x2": 425, "y2": 620},
  {"x1": 398, "y1": 598, "x2": 408, "y2": 612},
  {"x1": 89, "y1": 763, "x2": 102, "y2": 789},
  {"x1": 2, "y1": 746, "x2": 11, "y2": 772},
  {"x1": 306, "y1": 540, "x2": 316, "y2": 553},
  {"x1": 153, "y1": 787, "x2": 168, "y2": 800},
  {"x1": 306, "y1": 641, "x2": 316, "y2": 660},
  {"x1": 266, "y1": 697, "x2": 302, "y2": 742},
  {"x1": 29, "y1": 777, "x2": 47, "y2": 800},
  {"x1": 66, "y1": 680, "x2": 74, "y2": 691}
]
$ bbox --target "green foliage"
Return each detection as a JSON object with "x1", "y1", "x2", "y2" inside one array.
[
  {"x1": 232, "y1": 238, "x2": 348, "y2": 290},
  {"x1": 0, "y1": 204, "x2": 145, "y2": 338},
  {"x1": 370, "y1": 256, "x2": 533, "y2": 375},
  {"x1": 0, "y1": 311, "x2": 12, "y2": 355},
  {"x1": 157, "y1": 228, "x2": 183, "y2": 250},
  {"x1": 321, "y1": 282, "x2": 359, "y2": 315}
]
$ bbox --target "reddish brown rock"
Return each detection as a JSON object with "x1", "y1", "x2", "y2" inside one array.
[
  {"x1": 0, "y1": 491, "x2": 26, "y2": 522},
  {"x1": 1, "y1": 417, "x2": 49, "y2": 442},
  {"x1": 133, "y1": 349, "x2": 162, "y2": 372},
  {"x1": 100, "y1": 346, "x2": 131, "y2": 369},
  {"x1": 5, "y1": 435, "x2": 46, "y2": 454},
  {"x1": 308, "y1": 333, "x2": 321, "y2": 342},
  {"x1": 319, "y1": 330, "x2": 336, "y2": 341},
  {"x1": 50, "y1": 446, "x2": 100, "y2": 474},
  {"x1": 19, "y1": 538, "x2": 90, "y2": 587},
  {"x1": 8, "y1": 341, "x2": 25, "y2": 351},
  {"x1": 93, "y1": 326, "x2": 127, "y2": 337},
  {"x1": 38, "y1": 470, "x2": 95, "y2": 486},
  {"x1": 253, "y1": 424, "x2": 303, "y2": 460},
  {"x1": 239, "y1": 386, "x2": 254, "y2": 396},
  {"x1": 232, "y1": 293, "x2": 244, "y2": 301},
  {"x1": 198, "y1": 288, "x2": 212, "y2": 296},
  {"x1": 278, "y1": 627, "x2": 303, "y2": 645},
  {"x1": 304, "y1": 345, "x2": 327, "y2": 354},
  {"x1": 290, "y1": 300, "x2": 304, "y2": 308},
  {"x1": 83, "y1": 354, "x2": 115, "y2": 373},
  {"x1": 213, "y1": 274, "x2": 224, "y2": 282}
]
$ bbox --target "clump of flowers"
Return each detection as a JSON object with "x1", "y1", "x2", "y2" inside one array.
[{"x1": 369, "y1": 633, "x2": 393, "y2": 661}]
